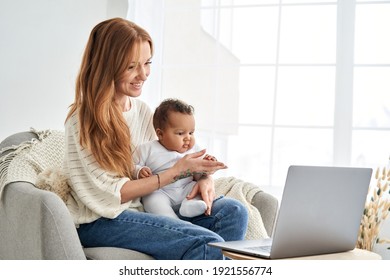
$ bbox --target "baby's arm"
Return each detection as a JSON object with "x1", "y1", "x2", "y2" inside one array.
[{"x1": 133, "y1": 142, "x2": 153, "y2": 179}]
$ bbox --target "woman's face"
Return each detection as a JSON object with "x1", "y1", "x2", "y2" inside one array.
[{"x1": 115, "y1": 41, "x2": 152, "y2": 99}]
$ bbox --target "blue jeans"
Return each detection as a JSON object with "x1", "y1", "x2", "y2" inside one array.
[{"x1": 77, "y1": 197, "x2": 248, "y2": 260}]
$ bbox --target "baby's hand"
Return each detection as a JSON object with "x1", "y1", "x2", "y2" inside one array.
[
  {"x1": 203, "y1": 154, "x2": 217, "y2": 162},
  {"x1": 139, "y1": 167, "x2": 153, "y2": 179},
  {"x1": 203, "y1": 153, "x2": 227, "y2": 170}
]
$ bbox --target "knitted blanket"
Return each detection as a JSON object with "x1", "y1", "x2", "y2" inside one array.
[
  {"x1": 0, "y1": 129, "x2": 268, "y2": 240},
  {"x1": 215, "y1": 177, "x2": 269, "y2": 240},
  {"x1": 0, "y1": 129, "x2": 65, "y2": 200}
]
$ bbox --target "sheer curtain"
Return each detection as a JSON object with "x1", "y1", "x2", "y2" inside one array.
[
  {"x1": 128, "y1": 0, "x2": 390, "y2": 197},
  {"x1": 127, "y1": 0, "x2": 165, "y2": 110}
]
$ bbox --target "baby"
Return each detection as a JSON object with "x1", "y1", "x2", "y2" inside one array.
[{"x1": 133, "y1": 98, "x2": 223, "y2": 219}]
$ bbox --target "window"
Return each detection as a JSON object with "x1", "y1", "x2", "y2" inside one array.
[
  {"x1": 128, "y1": 0, "x2": 390, "y2": 197},
  {"x1": 353, "y1": 1, "x2": 390, "y2": 169}
]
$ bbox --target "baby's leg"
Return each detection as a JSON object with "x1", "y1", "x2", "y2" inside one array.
[
  {"x1": 142, "y1": 191, "x2": 179, "y2": 219},
  {"x1": 179, "y1": 195, "x2": 207, "y2": 218}
]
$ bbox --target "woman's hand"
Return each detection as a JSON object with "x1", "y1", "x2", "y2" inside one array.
[
  {"x1": 172, "y1": 149, "x2": 227, "y2": 180},
  {"x1": 186, "y1": 175, "x2": 215, "y2": 216}
]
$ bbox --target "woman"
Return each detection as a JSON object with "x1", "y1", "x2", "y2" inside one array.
[{"x1": 64, "y1": 17, "x2": 248, "y2": 260}]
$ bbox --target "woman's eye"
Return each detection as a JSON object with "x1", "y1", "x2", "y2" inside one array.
[{"x1": 128, "y1": 61, "x2": 151, "y2": 70}]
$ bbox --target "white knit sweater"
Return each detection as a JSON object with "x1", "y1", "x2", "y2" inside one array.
[{"x1": 63, "y1": 98, "x2": 156, "y2": 226}]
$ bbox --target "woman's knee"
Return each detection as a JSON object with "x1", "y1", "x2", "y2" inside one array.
[
  {"x1": 215, "y1": 197, "x2": 249, "y2": 220},
  {"x1": 232, "y1": 199, "x2": 249, "y2": 219},
  {"x1": 211, "y1": 198, "x2": 249, "y2": 240}
]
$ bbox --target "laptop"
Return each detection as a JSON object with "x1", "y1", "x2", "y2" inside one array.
[{"x1": 209, "y1": 165, "x2": 372, "y2": 259}]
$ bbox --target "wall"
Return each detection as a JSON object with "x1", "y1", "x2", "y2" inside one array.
[
  {"x1": 162, "y1": 0, "x2": 240, "y2": 135},
  {"x1": 0, "y1": 0, "x2": 127, "y2": 141}
]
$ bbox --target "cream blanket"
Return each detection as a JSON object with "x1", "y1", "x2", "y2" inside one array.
[
  {"x1": 0, "y1": 129, "x2": 65, "y2": 199},
  {"x1": 0, "y1": 129, "x2": 268, "y2": 240},
  {"x1": 215, "y1": 176, "x2": 269, "y2": 240}
]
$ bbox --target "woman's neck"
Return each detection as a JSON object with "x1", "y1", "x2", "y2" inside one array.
[{"x1": 116, "y1": 96, "x2": 131, "y2": 112}]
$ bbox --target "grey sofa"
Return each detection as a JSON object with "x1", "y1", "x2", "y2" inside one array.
[{"x1": 0, "y1": 131, "x2": 278, "y2": 260}]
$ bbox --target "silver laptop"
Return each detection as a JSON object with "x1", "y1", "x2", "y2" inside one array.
[{"x1": 209, "y1": 165, "x2": 372, "y2": 259}]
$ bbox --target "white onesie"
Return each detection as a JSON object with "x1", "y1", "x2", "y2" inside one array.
[{"x1": 133, "y1": 140, "x2": 207, "y2": 219}]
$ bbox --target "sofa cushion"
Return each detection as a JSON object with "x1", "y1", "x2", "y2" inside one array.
[{"x1": 83, "y1": 247, "x2": 154, "y2": 260}]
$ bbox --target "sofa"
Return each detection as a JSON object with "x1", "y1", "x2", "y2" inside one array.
[{"x1": 0, "y1": 130, "x2": 279, "y2": 260}]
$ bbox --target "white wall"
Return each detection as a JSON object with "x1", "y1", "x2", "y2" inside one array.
[{"x1": 0, "y1": 0, "x2": 128, "y2": 141}]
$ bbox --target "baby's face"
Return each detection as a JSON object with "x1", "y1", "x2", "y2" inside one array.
[{"x1": 158, "y1": 111, "x2": 196, "y2": 153}]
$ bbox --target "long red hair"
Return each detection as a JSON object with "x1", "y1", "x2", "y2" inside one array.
[{"x1": 66, "y1": 18, "x2": 153, "y2": 178}]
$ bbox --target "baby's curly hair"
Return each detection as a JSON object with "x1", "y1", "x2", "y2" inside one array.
[{"x1": 153, "y1": 98, "x2": 194, "y2": 130}]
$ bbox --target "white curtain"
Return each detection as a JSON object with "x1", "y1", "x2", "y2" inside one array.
[{"x1": 127, "y1": 0, "x2": 165, "y2": 110}]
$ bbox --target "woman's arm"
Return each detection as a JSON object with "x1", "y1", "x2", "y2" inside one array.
[
  {"x1": 120, "y1": 165, "x2": 179, "y2": 203},
  {"x1": 120, "y1": 150, "x2": 226, "y2": 203}
]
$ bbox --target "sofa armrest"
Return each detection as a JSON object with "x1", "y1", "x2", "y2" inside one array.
[
  {"x1": 0, "y1": 131, "x2": 38, "y2": 156},
  {"x1": 251, "y1": 191, "x2": 279, "y2": 237},
  {"x1": 0, "y1": 182, "x2": 86, "y2": 259}
]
